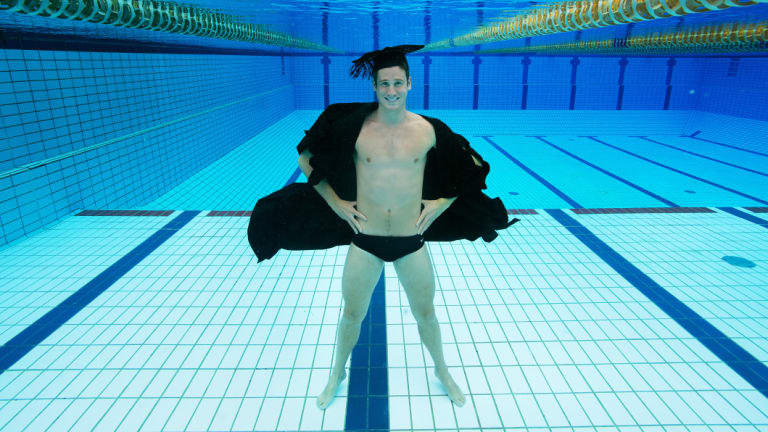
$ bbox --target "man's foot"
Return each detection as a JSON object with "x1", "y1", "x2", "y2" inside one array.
[
  {"x1": 435, "y1": 368, "x2": 466, "y2": 407},
  {"x1": 317, "y1": 370, "x2": 347, "y2": 410}
]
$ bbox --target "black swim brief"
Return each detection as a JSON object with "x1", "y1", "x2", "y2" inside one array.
[{"x1": 351, "y1": 233, "x2": 425, "y2": 262}]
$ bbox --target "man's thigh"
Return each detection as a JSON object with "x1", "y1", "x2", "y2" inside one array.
[
  {"x1": 341, "y1": 243, "x2": 385, "y2": 317},
  {"x1": 392, "y1": 244, "x2": 436, "y2": 318}
]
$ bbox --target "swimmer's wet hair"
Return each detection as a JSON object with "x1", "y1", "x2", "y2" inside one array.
[{"x1": 350, "y1": 45, "x2": 424, "y2": 81}]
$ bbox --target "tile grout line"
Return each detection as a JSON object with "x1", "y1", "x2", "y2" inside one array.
[
  {"x1": 0, "y1": 211, "x2": 201, "y2": 375},
  {"x1": 546, "y1": 208, "x2": 768, "y2": 401}
]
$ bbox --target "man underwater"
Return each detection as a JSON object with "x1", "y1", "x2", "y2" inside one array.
[{"x1": 247, "y1": 45, "x2": 519, "y2": 409}]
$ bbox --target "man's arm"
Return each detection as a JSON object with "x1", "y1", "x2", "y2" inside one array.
[{"x1": 298, "y1": 149, "x2": 341, "y2": 205}]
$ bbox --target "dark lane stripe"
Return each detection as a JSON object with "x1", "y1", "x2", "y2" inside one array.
[
  {"x1": 286, "y1": 167, "x2": 303, "y2": 186},
  {"x1": 521, "y1": 55, "x2": 530, "y2": 110},
  {"x1": 635, "y1": 136, "x2": 768, "y2": 178},
  {"x1": 281, "y1": 162, "x2": 389, "y2": 429},
  {"x1": 616, "y1": 57, "x2": 627, "y2": 110},
  {"x1": 533, "y1": 136, "x2": 678, "y2": 207},
  {"x1": 423, "y1": 1, "x2": 431, "y2": 109},
  {"x1": 285, "y1": 162, "x2": 386, "y2": 428},
  {"x1": 346, "y1": 271, "x2": 388, "y2": 431},
  {"x1": 718, "y1": 207, "x2": 768, "y2": 229},
  {"x1": 0, "y1": 211, "x2": 201, "y2": 375},
  {"x1": 569, "y1": 56, "x2": 579, "y2": 110},
  {"x1": 322, "y1": 5, "x2": 330, "y2": 107},
  {"x1": 547, "y1": 208, "x2": 768, "y2": 400},
  {"x1": 663, "y1": 58, "x2": 675, "y2": 110},
  {"x1": 585, "y1": 136, "x2": 768, "y2": 206},
  {"x1": 481, "y1": 135, "x2": 582, "y2": 208},
  {"x1": 684, "y1": 134, "x2": 768, "y2": 158},
  {"x1": 472, "y1": 3, "x2": 483, "y2": 110}
]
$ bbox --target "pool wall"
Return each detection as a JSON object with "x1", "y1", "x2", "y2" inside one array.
[
  {"x1": 0, "y1": 14, "x2": 766, "y2": 249},
  {"x1": 0, "y1": 49, "x2": 292, "y2": 249}
]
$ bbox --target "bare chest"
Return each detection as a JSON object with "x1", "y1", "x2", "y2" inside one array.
[{"x1": 354, "y1": 122, "x2": 434, "y2": 167}]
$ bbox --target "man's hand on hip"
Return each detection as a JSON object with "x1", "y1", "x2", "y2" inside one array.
[
  {"x1": 416, "y1": 197, "x2": 456, "y2": 235},
  {"x1": 330, "y1": 198, "x2": 367, "y2": 234}
]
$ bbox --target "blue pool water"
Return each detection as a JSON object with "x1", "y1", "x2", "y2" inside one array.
[{"x1": 1, "y1": 1, "x2": 768, "y2": 431}]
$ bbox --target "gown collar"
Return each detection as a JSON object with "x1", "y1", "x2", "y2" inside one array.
[{"x1": 336, "y1": 102, "x2": 378, "y2": 149}]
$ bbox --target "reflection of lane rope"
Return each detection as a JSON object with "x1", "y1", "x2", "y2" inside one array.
[
  {"x1": 0, "y1": 0, "x2": 339, "y2": 52},
  {"x1": 421, "y1": 0, "x2": 768, "y2": 51},
  {"x1": 477, "y1": 21, "x2": 768, "y2": 54}
]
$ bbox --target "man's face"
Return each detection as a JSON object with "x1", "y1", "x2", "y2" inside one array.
[{"x1": 374, "y1": 66, "x2": 411, "y2": 109}]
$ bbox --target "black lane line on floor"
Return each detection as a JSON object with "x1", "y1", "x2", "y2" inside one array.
[
  {"x1": 345, "y1": 270, "x2": 388, "y2": 431},
  {"x1": 531, "y1": 135, "x2": 678, "y2": 207},
  {"x1": 684, "y1": 133, "x2": 768, "y2": 158},
  {"x1": 585, "y1": 136, "x2": 768, "y2": 206},
  {"x1": 286, "y1": 167, "x2": 302, "y2": 186},
  {"x1": 480, "y1": 135, "x2": 583, "y2": 208},
  {"x1": 718, "y1": 207, "x2": 768, "y2": 229},
  {"x1": 0, "y1": 211, "x2": 201, "y2": 375},
  {"x1": 547, "y1": 208, "x2": 768, "y2": 400},
  {"x1": 634, "y1": 136, "x2": 768, "y2": 178}
]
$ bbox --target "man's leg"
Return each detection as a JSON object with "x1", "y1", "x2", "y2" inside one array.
[
  {"x1": 317, "y1": 243, "x2": 384, "y2": 409},
  {"x1": 392, "y1": 245, "x2": 466, "y2": 407}
]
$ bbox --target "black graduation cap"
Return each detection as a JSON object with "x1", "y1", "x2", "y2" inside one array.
[{"x1": 349, "y1": 44, "x2": 425, "y2": 79}]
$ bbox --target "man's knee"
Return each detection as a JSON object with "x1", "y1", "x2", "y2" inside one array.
[
  {"x1": 342, "y1": 304, "x2": 368, "y2": 323},
  {"x1": 412, "y1": 305, "x2": 436, "y2": 324}
]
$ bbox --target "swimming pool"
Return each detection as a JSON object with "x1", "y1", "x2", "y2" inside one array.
[{"x1": 0, "y1": 1, "x2": 767, "y2": 431}]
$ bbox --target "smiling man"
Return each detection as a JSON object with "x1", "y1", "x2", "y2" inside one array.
[{"x1": 248, "y1": 45, "x2": 519, "y2": 409}]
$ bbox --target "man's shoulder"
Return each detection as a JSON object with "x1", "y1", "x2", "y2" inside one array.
[
  {"x1": 414, "y1": 113, "x2": 451, "y2": 138},
  {"x1": 408, "y1": 112, "x2": 436, "y2": 138},
  {"x1": 414, "y1": 112, "x2": 446, "y2": 126}
]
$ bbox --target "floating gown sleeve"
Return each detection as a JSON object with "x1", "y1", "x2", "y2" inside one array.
[
  {"x1": 247, "y1": 183, "x2": 353, "y2": 263},
  {"x1": 431, "y1": 118, "x2": 491, "y2": 199},
  {"x1": 250, "y1": 104, "x2": 358, "y2": 263},
  {"x1": 296, "y1": 104, "x2": 343, "y2": 187},
  {"x1": 447, "y1": 130, "x2": 491, "y2": 197},
  {"x1": 422, "y1": 118, "x2": 520, "y2": 243}
]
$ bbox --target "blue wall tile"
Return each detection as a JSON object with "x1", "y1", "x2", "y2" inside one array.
[{"x1": 1, "y1": 47, "x2": 294, "y2": 248}]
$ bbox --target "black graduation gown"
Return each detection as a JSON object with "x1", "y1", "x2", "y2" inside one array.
[{"x1": 247, "y1": 102, "x2": 520, "y2": 263}]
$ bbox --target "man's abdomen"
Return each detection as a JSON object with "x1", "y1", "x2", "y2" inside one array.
[
  {"x1": 354, "y1": 161, "x2": 427, "y2": 236},
  {"x1": 356, "y1": 186, "x2": 423, "y2": 236}
]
